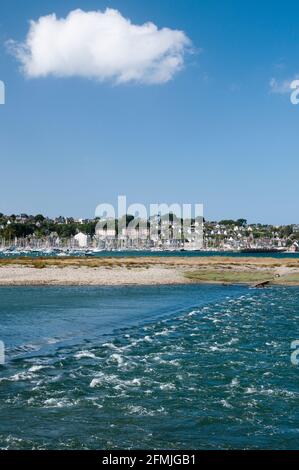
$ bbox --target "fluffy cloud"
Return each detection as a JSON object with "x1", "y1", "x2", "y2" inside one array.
[{"x1": 9, "y1": 8, "x2": 191, "y2": 84}]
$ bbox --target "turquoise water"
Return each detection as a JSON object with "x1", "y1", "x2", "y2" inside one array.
[
  {"x1": 0, "y1": 284, "x2": 298, "y2": 449},
  {"x1": 1, "y1": 250, "x2": 299, "y2": 259}
]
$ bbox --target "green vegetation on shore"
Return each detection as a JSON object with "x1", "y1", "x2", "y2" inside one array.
[
  {"x1": 184, "y1": 270, "x2": 274, "y2": 284},
  {"x1": 0, "y1": 213, "x2": 97, "y2": 240}
]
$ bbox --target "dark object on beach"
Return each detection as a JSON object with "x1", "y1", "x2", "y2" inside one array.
[{"x1": 253, "y1": 280, "x2": 271, "y2": 288}]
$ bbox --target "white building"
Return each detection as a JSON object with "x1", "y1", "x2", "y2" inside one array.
[{"x1": 74, "y1": 232, "x2": 88, "y2": 248}]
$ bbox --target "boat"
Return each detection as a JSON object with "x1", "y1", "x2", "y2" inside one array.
[{"x1": 240, "y1": 248, "x2": 286, "y2": 254}]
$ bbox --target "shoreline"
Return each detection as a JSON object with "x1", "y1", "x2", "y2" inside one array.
[{"x1": 1, "y1": 256, "x2": 299, "y2": 286}]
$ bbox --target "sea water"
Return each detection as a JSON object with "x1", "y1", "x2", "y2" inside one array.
[{"x1": 0, "y1": 284, "x2": 298, "y2": 449}]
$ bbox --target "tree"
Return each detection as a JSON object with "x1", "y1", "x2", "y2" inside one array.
[
  {"x1": 34, "y1": 214, "x2": 45, "y2": 223},
  {"x1": 219, "y1": 219, "x2": 235, "y2": 226},
  {"x1": 236, "y1": 218, "x2": 247, "y2": 227}
]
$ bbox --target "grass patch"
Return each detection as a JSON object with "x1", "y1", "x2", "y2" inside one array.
[
  {"x1": 276, "y1": 273, "x2": 299, "y2": 284},
  {"x1": 185, "y1": 270, "x2": 274, "y2": 284},
  {"x1": 33, "y1": 261, "x2": 46, "y2": 269}
]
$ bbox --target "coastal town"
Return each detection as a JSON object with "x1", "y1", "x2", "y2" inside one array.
[{"x1": 0, "y1": 212, "x2": 298, "y2": 253}]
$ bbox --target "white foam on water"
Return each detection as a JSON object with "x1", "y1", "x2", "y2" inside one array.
[
  {"x1": 160, "y1": 383, "x2": 176, "y2": 391},
  {"x1": 127, "y1": 378, "x2": 141, "y2": 387},
  {"x1": 188, "y1": 310, "x2": 199, "y2": 317},
  {"x1": 109, "y1": 353, "x2": 124, "y2": 367},
  {"x1": 127, "y1": 405, "x2": 157, "y2": 416},
  {"x1": 227, "y1": 338, "x2": 239, "y2": 345},
  {"x1": 43, "y1": 397, "x2": 77, "y2": 408},
  {"x1": 230, "y1": 377, "x2": 240, "y2": 387},
  {"x1": 152, "y1": 355, "x2": 180, "y2": 367},
  {"x1": 245, "y1": 387, "x2": 257, "y2": 394},
  {"x1": 74, "y1": 351, "x2": 96, "y2": 360},
  {"x1": 85, "y1": 397, "x2": 104, "y2": 408},
  {"x1": 2, "y1": 435, "x2": 24, "y2": 450},
  {"x1": 0, "y1": 371, "x2": 34, "y2": 383},
  {"x1": 154, "y1": 328, "x2": 170, "y2": 337},
  {"x1": 90, "y1": 372, "x2": 141, "y2": 389},
  {"x1": 168, "y1": 359, "x2": 180, "y2": 366},
  {"x1": 143, "y1": 335, "x2": 153, "y2": 343},
  {"x1": 220, "y1": 399, "x2": 233, "y2": 409},
  {"x1": 102, "y1": 342, "x2": 121, "y2": 351},
  {"x1": 28, "y1": 365, "x2": 49, "y2": 372},
  {"x1": 47, "y1": 338, "x2": 60, "y2": 344},
  {"x1": 90, "y1": 377, "x2": 103, "y2": 388}
]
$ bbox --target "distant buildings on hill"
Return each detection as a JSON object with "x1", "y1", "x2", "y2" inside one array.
[{"x1": 0, "y1": 213, "x2": 298, "y2": 251}]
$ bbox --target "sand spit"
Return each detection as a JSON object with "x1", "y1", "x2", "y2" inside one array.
[{"x1": 0, "y1": 256, "x2": 299, "y2": 286}]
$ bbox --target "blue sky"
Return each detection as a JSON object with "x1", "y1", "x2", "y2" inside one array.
[{"x1": 1, "y1": 0, "x2": 299, "y2": 224}]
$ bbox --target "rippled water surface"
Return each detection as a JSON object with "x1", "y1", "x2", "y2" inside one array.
[{"x1": 0, "y1": 284, "x2": 298, "y2": 449}]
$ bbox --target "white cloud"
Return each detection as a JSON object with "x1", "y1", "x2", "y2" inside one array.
[
  {"x1": 8, "y1": 8, "x2": 192, "y2": 84},
  {"x1": 269, "y1": 77, "x2": 297, "y2": 94}
]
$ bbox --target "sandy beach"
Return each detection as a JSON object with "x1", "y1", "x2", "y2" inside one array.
[
  {"x1": 1, "y1": 256, "x2": 299, "y2": 286},
  {"x1": 0, "y1": 264, "x2": 186, "y2": 286}
]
